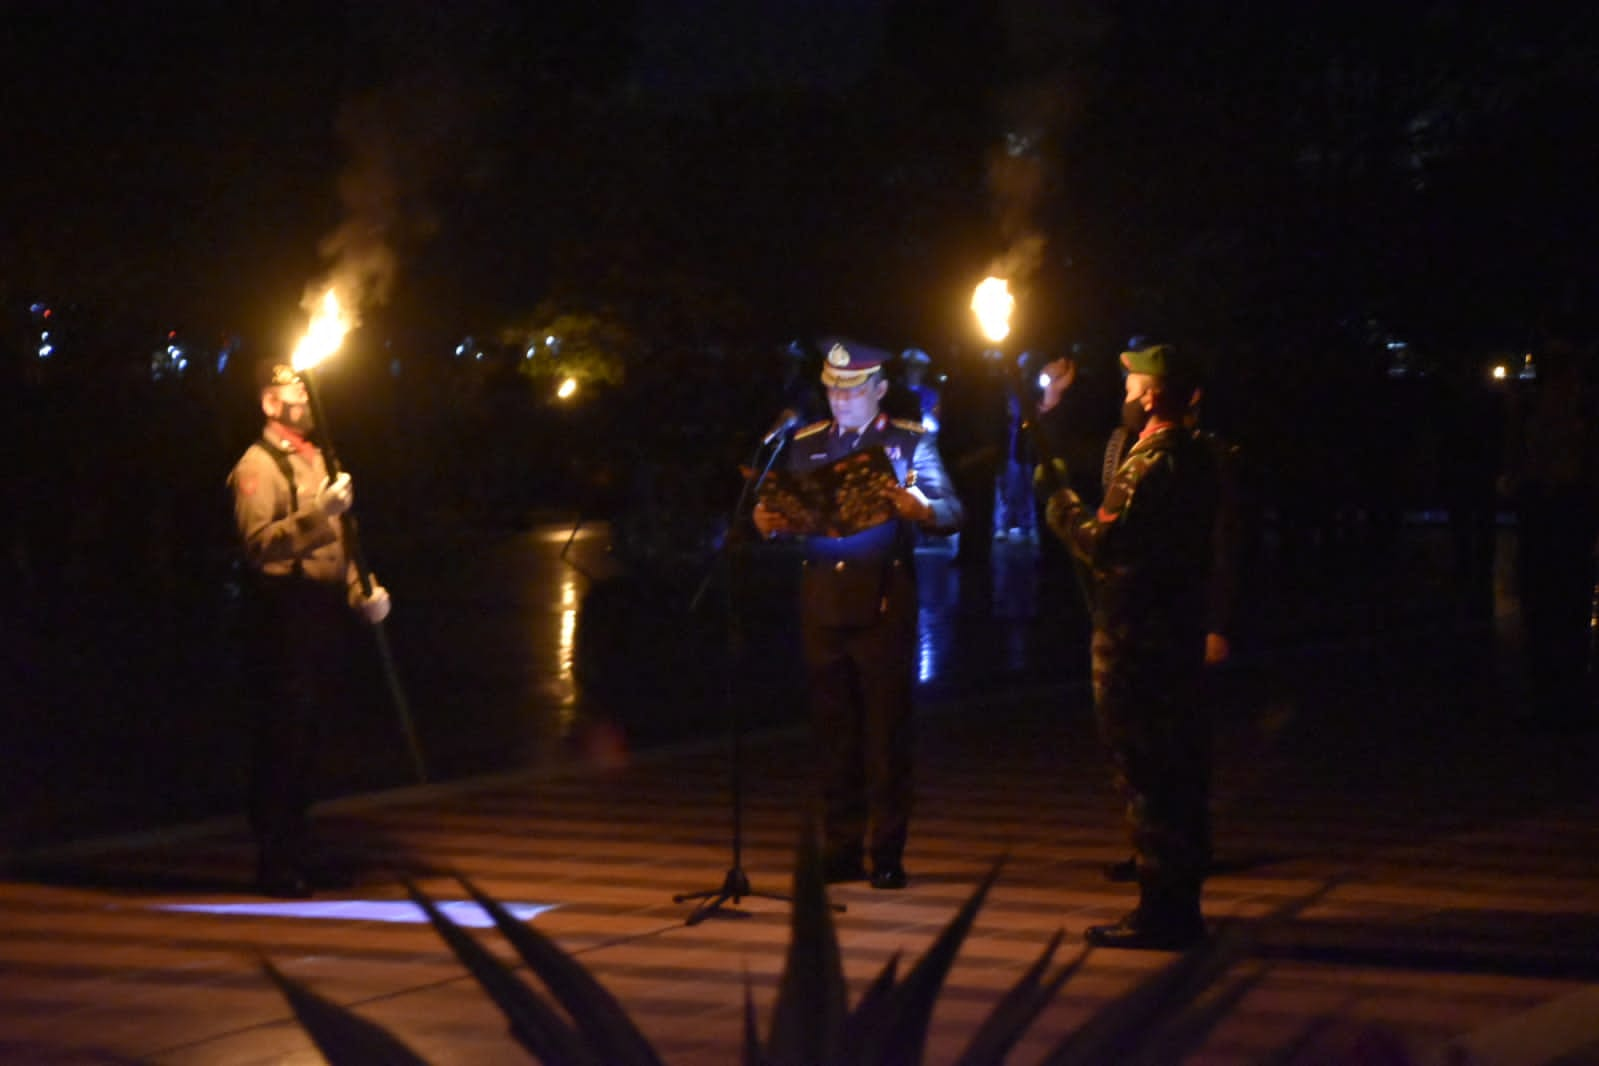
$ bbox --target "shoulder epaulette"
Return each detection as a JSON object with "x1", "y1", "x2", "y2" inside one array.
[
  {"x1": 889, "y1": 418, "x2": 926, "y2": 434},
  {"x1": 794, "y1": 420, "x2": 831, "y2": 440}
]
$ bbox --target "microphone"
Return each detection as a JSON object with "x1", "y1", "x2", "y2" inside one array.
[{"x1": 760, "y1": 408, "x2": 801, "y2": 445}]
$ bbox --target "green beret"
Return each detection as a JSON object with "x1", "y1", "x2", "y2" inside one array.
[{"x1": 1119, "y1": 343, "x2": 1200, "y2": 383}]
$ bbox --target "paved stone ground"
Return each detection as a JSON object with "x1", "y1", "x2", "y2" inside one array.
[{"x1": 3, "y1": 621, "x2": 1597, "y2": 1065}]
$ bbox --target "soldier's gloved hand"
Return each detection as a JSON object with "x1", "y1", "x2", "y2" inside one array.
[
  {"x1": 1033, "y1": 457, "x2": 1070, "y2": 498},
  {"x1": 357, "y1": 582, "x2": 391, "y2": 624},
  {"x1": 316, "y1": 472, "x2": 354, "y2": 518}
]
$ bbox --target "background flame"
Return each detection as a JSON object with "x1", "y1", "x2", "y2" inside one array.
[
  {"x1": 291, "y1": 289, "x2": 355, "y2": 372},
  {"x1": 971, "y1": 276, "x2": 1014, "y2": 342}
]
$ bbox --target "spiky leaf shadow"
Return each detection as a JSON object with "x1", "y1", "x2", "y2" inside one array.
[
  {"x1": 455, "y1": 876, "x2": 665, "y2": 1066},
  {"x1": 260, "y1": 957, "x2": 432, "y2": 1066},
  {"x1": 259, "y1": 835, "x2": 1347, "y2": 1064},
  {"x1": 763, "y1": 823, "x2": 848, "y2": 1064},
  {"x1": 1041, "y1": 878, "x2": 1341, "y2": 1065},
  {"x1": 402, "y1": 878, "x2": 598, "y2": 1064}
]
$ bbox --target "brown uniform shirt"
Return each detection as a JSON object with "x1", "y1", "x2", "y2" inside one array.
[{"x1": 228, "y1": 427, "x2": 360, "y2": 602}]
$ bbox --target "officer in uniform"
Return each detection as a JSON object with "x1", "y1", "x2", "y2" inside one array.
[
  {"x1": 1036, "y1": 342, "x2": 1219, "y2": 949},
  {"x1": 753, "y1": 339, "x2": 963, "y2": 889},
  {"x1": 228, "y1": 362, "x2": 391, "y2": 898}
]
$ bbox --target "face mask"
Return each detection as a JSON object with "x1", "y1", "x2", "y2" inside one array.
[
  {"x1": 278, "y1": 400, "x2": 315, "y2": 433},
  {"x1": 1120, "y1": 398, "x2": 1147, "y2": 432}
]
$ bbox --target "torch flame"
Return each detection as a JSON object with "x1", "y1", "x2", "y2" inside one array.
[
  {"x1": 291, "y1": 288, "x2": 355, "y2": 373},
  {"x1": 972, "y1": 276, "x2": 1014, "y2": 343}
]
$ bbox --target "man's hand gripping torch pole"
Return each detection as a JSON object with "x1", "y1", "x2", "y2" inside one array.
[{"x1": 300, "y1": 370, "x2": 429, "y2": 785}]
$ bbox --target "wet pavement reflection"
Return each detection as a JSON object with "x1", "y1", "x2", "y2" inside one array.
[
  {"x1": 4, "y1": 511, "x2": 1512, "y2": 853},
  {"x1": 378, "y1": 521, "x2": 1086, "y2": 786}
]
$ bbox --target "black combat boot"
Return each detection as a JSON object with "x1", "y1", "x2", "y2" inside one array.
[{"x1": 1084, "y1": 876, "x2": 1204, "y2": 950}]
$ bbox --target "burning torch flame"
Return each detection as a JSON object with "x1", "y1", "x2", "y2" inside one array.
[
  {"x1": 292, "y1": 289, "x2": 355, "y2": 373},
  {"x1": 972, "y1": 276, "x2": 1014, "y2": 343}
]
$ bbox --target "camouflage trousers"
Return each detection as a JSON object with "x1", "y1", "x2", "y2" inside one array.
[{"x1": 1090, "y1": 626, "x2": 1212, "y2": 889}]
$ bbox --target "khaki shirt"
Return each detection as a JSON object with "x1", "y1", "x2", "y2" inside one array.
[{"x1": 228, "y1": 427, "x2": 359, "y2": 600}]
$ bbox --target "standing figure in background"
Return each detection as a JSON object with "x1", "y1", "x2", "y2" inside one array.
[
  {"x1": 995, "y1": 352, "x2": 1042, "y2": 543},
  {"x1": 1035, "y1": 342, "x2": 1219, "y2": 949},
  {"x1": 1501, "y1": 333, "x2": 1599, "y2": 731},
  {"x1": 899, "y1": 347, "x2": 943, "y2": 436},
  {"x1": 228, "y1": 362, "x2": 391, "y2": 898},
  {"x1": 941, "y1": 348, "x2": 1008, "y2": 567},
  {"x1": 753, "y1": 339, "x2": 963, "y2": 890}
]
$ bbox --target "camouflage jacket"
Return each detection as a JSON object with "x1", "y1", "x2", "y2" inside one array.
[{"x1": 1046, "y1": 422, "x2": 1219, "y2": 643}]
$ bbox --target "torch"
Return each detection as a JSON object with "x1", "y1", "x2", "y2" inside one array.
[
  {"x1": 972, "y1": 274, "x2": 1092, "y2": 609},
  {"x1": 972, "y1": 274, "x2": 1052, "y2": 466},
  {"x1": 292, "y1": 289, "x2": 429, "y2": 784}
]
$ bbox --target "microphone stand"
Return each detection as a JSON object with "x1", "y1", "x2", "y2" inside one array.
[{"x1": 673, "y1": 429, "x2": 843, "y2": 924}]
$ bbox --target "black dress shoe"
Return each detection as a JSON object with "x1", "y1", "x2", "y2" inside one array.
[
  {"x1": 1083, "y1": 910, "x2": 1204, "y2": 951},
  {"x1": 822, "y1": 854, "x2": 868, "y2": 883},
  {"x1": 870, "y1": 863, "x2": 908, "y2": 890},
  {"x1": 255, "y1": 868, "x2": 313, "y2": 899}
]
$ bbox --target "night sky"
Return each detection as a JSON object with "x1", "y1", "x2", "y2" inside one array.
[{"x1": 4, "y1": 1, "x2": 1597, "y2": 361}]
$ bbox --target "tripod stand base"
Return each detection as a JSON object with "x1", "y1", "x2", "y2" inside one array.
[
  {"x1": 674, "y1": 865, "x2": 846, "y2": 925},
  {"x1": 674, "y1": 865, "x2": 793, "y2": 925}
]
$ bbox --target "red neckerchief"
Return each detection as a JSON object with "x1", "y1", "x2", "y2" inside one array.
[{"x1": 1139, "y1": 417, "x2": 1178, "y2": 440}]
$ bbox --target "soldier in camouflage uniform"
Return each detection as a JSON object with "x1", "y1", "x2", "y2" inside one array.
[
  {"x1": 753, "y1": 339, "x2": 963, "y2": 890},
  {"x1": 1036, "y1": 342, "x2": 1219, "y2": 949},
  {"x1": 1074, "y1": 344, "x2": 1246, "y2": 886}
]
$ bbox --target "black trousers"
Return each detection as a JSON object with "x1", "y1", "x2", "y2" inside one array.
[
  {"x1": 242, "y1": 576, "x2": 349, "y2": 870},
  {"x1": 800, "y1": 563, "x2": 918, "y2": 868}
]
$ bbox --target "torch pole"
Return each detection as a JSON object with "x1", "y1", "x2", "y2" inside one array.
[
  {"x1": 1013, "y1": 356, "x2": 1095, "y2": 620},
  {"x1": 299, "y1": 368, "x2": 429, "y2": 785}
]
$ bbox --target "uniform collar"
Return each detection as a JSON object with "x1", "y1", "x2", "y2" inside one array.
[{"x1": 835, "y1": 412, "x2": 887, "y2": 437}]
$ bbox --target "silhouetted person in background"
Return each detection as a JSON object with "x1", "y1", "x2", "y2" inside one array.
[
  {"x1": 940, "y1": 348, "x2": 1008, "y2": 567},
  {"x1": 1501, "y1": 333, "x2": 1599, "y2": 731},
  {"x1": 897, "y1": 347, "x2": 942, "y2": 435}
]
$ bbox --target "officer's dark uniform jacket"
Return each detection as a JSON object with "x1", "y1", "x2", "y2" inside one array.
[{"x1": 786, "y1": 412, "x2": 962, "y2": 621}]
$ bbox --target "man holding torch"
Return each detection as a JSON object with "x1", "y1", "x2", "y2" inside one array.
[{"x1": 228, "y1": 360, "x2": 391, "y2": 898}]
